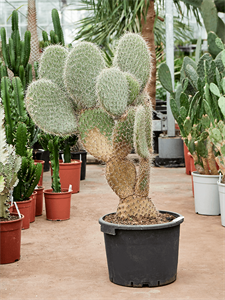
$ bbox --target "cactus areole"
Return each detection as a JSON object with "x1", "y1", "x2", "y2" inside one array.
[{"x1": 26, "y1": 33, "x2": 181, "y2": 224}]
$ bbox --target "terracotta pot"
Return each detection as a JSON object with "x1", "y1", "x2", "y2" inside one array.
[
  {"x1": 34, "y1": 160, "x2": 45, "y2": 187},
  {"x1": 50, "y1": 159, "x2": 81, "y2": 193},
  {"x1": 183, "y1": 143, "x2": 191, "y2": 175},
  {"x1": 44, "y1": 188, "x2": 72, "y2": 221},
  {"x1": 12, "y1": 199, "x2": 32, "y2": 229},
  {"x1": 30, "y1": 191, "x2": 37, "y2": 223},
  {"x1": 0, "y1": 213, "x2": 24, "y2": 264},
  {"x1": 35, "y1": 186, "x2": 44, "y2": 216}
]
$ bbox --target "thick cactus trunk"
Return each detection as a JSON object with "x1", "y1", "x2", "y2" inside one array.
[{"x1": 0, "y1": 194, "x2": 10, "y2": 219}]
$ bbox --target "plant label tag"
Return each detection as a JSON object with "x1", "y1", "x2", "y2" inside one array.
[
  {"x1": 14, "y1": 202, "x2": 22, "y2": 218},
  {"x1": 61, "y1": 154, "x2": 64, "y2": 163},
  {"x1": 10, "y1": 189, "x2": 13, "y2": 205},
  {"x1": 80, "y1": 154, "x2": 82, "y2": 162},
  {"x1": 219, "y1": 173, "x2": 222, "y2": 183},
  {"x1": 68, "y1": 184, "x2": 72, "y2": 192}
]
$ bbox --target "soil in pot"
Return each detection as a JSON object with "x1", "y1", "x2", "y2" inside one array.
[{"x1": 0, "y1": 213, "x2": 24, "y2": 264}]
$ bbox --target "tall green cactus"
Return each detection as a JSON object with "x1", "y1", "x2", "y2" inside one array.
[
  {"x1": 38, "y1": 133, "x2": 61, "y2": 193},
  {"x1": 0, "y1": 103, "x2": 21, "y2": 219},
  {"x1": 1, "y1": 76, "x2": 42, "y2": 201},
  {"x1": 0, "y1": 10, "x2": 32, "y2": 88},
  {"x1": 159, "y1": 49, "x2": 225, "y2": 175},
  {"x1": 25, "y1": 33, "x2": 160, "y2": 222},
  {"x1": 40, "y1": 9, "x2": 65, "y2": 48}
]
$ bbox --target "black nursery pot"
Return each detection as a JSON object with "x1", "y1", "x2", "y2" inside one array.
[
  {"x1": 70, "y1": 150, "x2": 87, "y2": 180},
  {"x1": 99, "y1": 210, "x2": 184, "y2": 287}
]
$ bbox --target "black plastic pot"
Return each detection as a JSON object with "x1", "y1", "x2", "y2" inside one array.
[
  {"x1": 33, "y1": 149, "x2": 50, "y2": 172},
  {"x1": 99, "y1": 210, "x2": 184, "y2": 287},
  {"x1": 70, "y1": 150, "x2": 87, "y2": 180}
]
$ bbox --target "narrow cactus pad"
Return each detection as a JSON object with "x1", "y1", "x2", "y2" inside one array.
[
  {"x1": 134, "y1": 106, "x2": 150, "y2": 159},
  {"x1": 135, "y1": 157, "x2": 150, "y2": 197},
  {"x1": 113, "y1": 33, "x2": 151, "y2": 91},
  {"x1": 116, "y1": 195, "x2": 159, "y2": 220},
  {"x1": 38, "y1": 45, "x2": 68, "y2": 91},
  {"x1": 96, "y1": 67, "x2": 129, "y2": 117},
  {"x1": 112, "y1": 107, "x2": 135, "y2": 159},
  {"x1": 64, "y1": 41, "x2": 106, "y2": 109},
  {"x1": 78, "y1": 108, "x2": 114, "y2": 162},
  {"x1": 106, "y1": 157, "x2": 136, "y2": 199},
  {"x1": 25, "y1": 79, "x2": 77, "y2": 136}
]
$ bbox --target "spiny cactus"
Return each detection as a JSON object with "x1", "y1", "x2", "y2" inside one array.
[
  {"x1": 1, "y1": 76, "x2": 42, "y2": 201},
  {"x1": 26, "y1": 33, "x2": 159, "y2": 222},
  {"x1": 41, "y1": 9, "x2": 65, "y2": 48},
  {"x1": 159, "y1": 49, "x2": 225, "y2": 175},
  {"x1": 38, "y1": 133, "x2": 61, "y2": 192},
  {"x1": 64, "y1": 41, "x2": 106, "y2": 109},
  {"x1": 0, "y1": 103, "x2": 21, "y2": 219},
  {"x1": 0, "y1": 10, "x2": 33, "y2": 88}
]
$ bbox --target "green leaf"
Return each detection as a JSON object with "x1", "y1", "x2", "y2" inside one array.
[
  {"x1": 221, "y1": 78, "x2": 225, "y2": 95},
  {"x1": 210, "y1": 83, "x2": 221, "y2": 97},
  {"x1": 215, "y1": 37, "x2": 224, "y2": 50},
  {"x1": 218, "y1": 96, "x2": 225, "y2": 117}
]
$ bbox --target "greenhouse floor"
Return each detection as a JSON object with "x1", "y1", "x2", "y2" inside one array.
[{"x1": 1, "y1": 163, "x2": 225, "y2": 300}]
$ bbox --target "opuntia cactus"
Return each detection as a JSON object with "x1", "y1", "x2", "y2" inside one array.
[
  {"x1": 159, "y1": 49, "x2": 225, "y2": 175},
  {"x1": 26, "y1": 33, "x2": 160, "y2": 222},
  {"x1": 0, "y1": 102, "x2": 21, "y2": 219}
]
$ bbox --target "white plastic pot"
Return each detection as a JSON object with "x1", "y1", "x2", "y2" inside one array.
[
  {"x1": 217, "y1": 181, "x2": 225, "y2": 227},
  {"x1": 192, "y1": 171, "x2": 220, "y2": 215}
]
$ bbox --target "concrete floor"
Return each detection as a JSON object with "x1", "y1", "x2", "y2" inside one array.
[{"x1": 0, "y1": 163, "x2": 225, "y2": 300}]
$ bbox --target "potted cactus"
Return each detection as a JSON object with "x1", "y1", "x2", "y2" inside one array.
[
  {"x1": 38, "y1": 133, "x2": 73, "y2": 220},
  {"x1": 0, "y1": 102, "x2": 23, "y2": 264},
  {"x1": 158, "y1": 44, "x2": 225, "y2": 215},
  {"x1": 1, "y1": 76, "x2": 42, "y2": 228},
  {"x1": 25, "y1": 33, "x2": 184, "y2": 287}
]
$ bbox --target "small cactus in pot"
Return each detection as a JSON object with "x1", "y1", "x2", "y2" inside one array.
[
  {"x1": 0, "y1": 102, "x2": 21, "y2": 219},
  {"x1": 25, "y1": 33, "x2": 165, "y2": 222}
]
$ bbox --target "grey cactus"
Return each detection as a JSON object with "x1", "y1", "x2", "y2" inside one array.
[{"x1": 25, "y1": 33, "x2": 161, "y2": 222}]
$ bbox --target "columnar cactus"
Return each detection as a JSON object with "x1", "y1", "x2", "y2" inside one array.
[
  {"x1": 159, "y1": 49, "x2": 225, "y2": 175},
  {"x1": 0, "y1": 10, "x2": 33, "y2": 88},
  {"x1": 0, "y1": 103, "x2": 21, "y2": 219},
  {"x1": 26, "y1": 33, "x2": 160, "y2": 221},
  {"x1": 1, "y1": 76, "x2": 42, "y2": 201}
]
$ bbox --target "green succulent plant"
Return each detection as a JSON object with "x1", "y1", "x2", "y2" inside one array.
[
  {"x1": 26, "y1": 33, "x2": 160, "y2": 221},
  {"x1": 158, "y1": 47, "x2": 225, "y2": 175},
  {"x1": 0, "y1": 103, "x2": 21, "y2": 219},
  {"x1": 0, "y1": 10, "x2": 34, "y2": 90},
  {"x1": 1, "y1": 75, "x2": 42, "y2": 201}
]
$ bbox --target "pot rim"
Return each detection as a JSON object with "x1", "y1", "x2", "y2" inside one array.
[
  {"x1": 191, "y1": 171, "x2": 219, "y2": 178},
  {"x1": 217, "y1": 181, "x2": 225, "y2": 187},
  {"x1": 99, "y1": 210, "x2": 184, "y2": 235},
  {"x1": 0, "y1": 213, "x2": 24, "y2": 224},
  {"x1": 43, "y1": 188, "x2": 72, "y2": 195}
]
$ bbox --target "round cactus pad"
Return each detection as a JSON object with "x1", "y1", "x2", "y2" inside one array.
[{"x1": 25, "y1": 79, "x2": 77, "y2": 136}]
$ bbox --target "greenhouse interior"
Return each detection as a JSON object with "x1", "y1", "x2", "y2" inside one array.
[{"x1": 0, "y1": 1, "x2": 224, "y2": 299}]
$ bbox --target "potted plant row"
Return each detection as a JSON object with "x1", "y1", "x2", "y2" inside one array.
[
  {"x1": 0, "y1": 102, "x2": 24, "y2": 264},
  {"x1": 1, "y1": 76, "x2": 42, "y2": 228},
  {"x1": 159, "y1": 34, "x2": 225, "y2": 216},
  {"x1": 25, "y1": 33, "x2": 184, "y2": 287}
]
